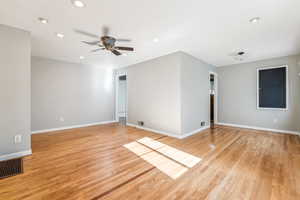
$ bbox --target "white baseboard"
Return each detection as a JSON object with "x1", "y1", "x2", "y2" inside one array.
[
  {"x1": 0, "y1": 149, "x2": 32, "y2": 161},
  {"x1": 126, "y1": 123, "x2": 210, "y2": 139},
  {"x1": 31, "y1": 120, "x2": 117, "y2": 134},
  {"x1": 181, "y1": 126, "x2": 210, "y2": 139},
  {"x1": 126, "y1": 123, "x2": 181, "y2": 139},
  {"x1": 217, "y1": 122, "x2": 300, "y2": 135}
]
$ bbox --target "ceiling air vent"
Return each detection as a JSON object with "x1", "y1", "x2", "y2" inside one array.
[{"x1": 230, "y1": 51, "x2": 247, "y2": 61}]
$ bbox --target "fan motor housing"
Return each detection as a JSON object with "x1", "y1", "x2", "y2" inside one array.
[{"x1": 101, "y1": 36, "x2": 116, "y2": 49}]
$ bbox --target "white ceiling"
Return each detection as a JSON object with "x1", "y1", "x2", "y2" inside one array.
[{"x1": 1, "y1": 0, "x2": 300, "y2": 68}]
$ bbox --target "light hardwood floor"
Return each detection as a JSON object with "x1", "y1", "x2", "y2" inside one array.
[{"x1": 0, "y1": 124, "x2": 299, "y2": 200}]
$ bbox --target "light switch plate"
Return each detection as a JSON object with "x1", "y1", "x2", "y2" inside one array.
[{"x1": 14, "y1": 135, "x2": 22, "y2": 144}]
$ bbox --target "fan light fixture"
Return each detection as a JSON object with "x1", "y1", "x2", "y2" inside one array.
[{"x1": 76, "y1": 26, "x2": 134, "y2": 56}]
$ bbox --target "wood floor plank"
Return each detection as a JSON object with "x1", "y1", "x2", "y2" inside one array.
[{"x1": 0, "y1": 123, "x2": 299, "y2": 200}]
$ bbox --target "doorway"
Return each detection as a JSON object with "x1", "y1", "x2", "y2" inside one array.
[
  {"x1": 116, "y1": 73, "x2": 128, "y2": 125},
  {"x1": 209, "y1": 72, "x2": 217, "y2": 129}
]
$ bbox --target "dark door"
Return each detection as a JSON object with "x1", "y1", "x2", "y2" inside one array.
[{"x1": 210, "y1": 94, "x2": 214, "y2": 128}]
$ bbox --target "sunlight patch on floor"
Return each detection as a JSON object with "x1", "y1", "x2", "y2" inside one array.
[
  {"x1": 123, "y1": 141, "x2": 152, "y2": 156},
  {"x1": 137, "y1": 137, "x2": 165, "y2": 150},
  {"x1": 123, "y1": 137, "x2": 202, "y2": 179},
  {"x1": 157, "y1": 145, "x2": 201, "y2": 168},
  {"x1": 141, "y1": 151, "x2": 188, "y2": 179}
]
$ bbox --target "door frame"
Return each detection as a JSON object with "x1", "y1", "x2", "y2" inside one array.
[
  {"x1": 209, "y1": 71, "x2": 218, "y2": 126},
  {"x1": 115, "y1": 72, "x2": 128, "y2": 122}
]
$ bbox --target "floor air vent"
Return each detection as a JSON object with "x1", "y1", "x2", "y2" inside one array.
[{"x1": 0, "y1": 158, "x2": 23, "y2": 179}]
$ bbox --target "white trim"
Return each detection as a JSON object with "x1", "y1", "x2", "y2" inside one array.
[
  {"x1": 257, "y1": 65, "x2": 289, "y2": 111},
  {"x1": 181, "y1": 126, "x2": 210, "y2": 139},
  {"x1": 126, "y1": 123, "x2": 181, "y2": 138},
  {"x1": 118, "y1": 112, "x2": 126, "y2": 117},
  {"x1": 115, "y1": 72, "x2": 128, "y2": 122},
  {"x1": 216, "y1": 122, "x2": 299, "y2": 135},
  {"x1": 127, "y1": 123, "x2": 210, "y2": 139},
  {"x1": 0, "y1": 149, "x2": 32, "y2": 161},
  {"x1": 31, "y1": 120, "x2": 117, "y2": 134},
  {"x1": 209, "y1": 71, "x2": 218, "y2": 124}
]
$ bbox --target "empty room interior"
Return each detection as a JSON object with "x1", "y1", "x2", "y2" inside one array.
[{"x1": 1, "y1": 0, "x2": 300, "y2": 199}]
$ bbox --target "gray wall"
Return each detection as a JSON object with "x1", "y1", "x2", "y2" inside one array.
[
  {"x1": 118, "y1": 51, "x2": 215, "y2": 136},
  {"x1": 118, "y1": 52, "x2": 182, "y2": 135},
  {"x1": 180, "y1": 52, "x2": 215, "y2": 134},
  {"x1": 297, "y1": 56, "x2": 300, "y2": 132},
  {"x1": 0, "y1": 25, "x2": 31, "y2": 156},
  {"x1": 217, "y1": 55, "x2": 300, "y2": 132},
  {"x1": 31, "y1": 57, "x2": 115, "y2": 131}
]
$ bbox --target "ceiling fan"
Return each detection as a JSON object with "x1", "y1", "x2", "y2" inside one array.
[{"x1": 74, "y1": 27, "x2": 134, "y2": 56}]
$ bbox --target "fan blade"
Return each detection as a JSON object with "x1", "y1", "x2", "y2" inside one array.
[
  {"x1": 91, "y1": 48, "x2": 105, "y2": 52},
  {"x1": 82, "y1": 41, "x2": 101, "y2": 46},
  {"x1": 74, "y1": 29, "x2": 99, "y2": 39},
  {"x1": 102, "y1": 26, "x2": 109, "y2": 36},
  {"x1": 116, "y1": 38, "x2": 131, "y2": 42},
  {"x1": 111, "y1": 49, "x2": 122, "y2": 56},
  {"x1": 115, "y1": 46, "x2": 134, "y2": 51}
]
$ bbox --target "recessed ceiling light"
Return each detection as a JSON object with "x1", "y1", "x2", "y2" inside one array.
[
  {"x1": 79, "y1": 56, "x2": 85, "y2": 59},
  {"x1": 56, "y1": 33, "x2": 64, "y2": 38},
  {"x1": 38, "y1": 17, "x2": 48, "y2": 24},
  {"x1": 250, "y1": 17, "x2": 261, "y2": 23},
  {"x1": 71, "y1": 0, "x2": 85, "y2": 8},
  {"x1": 153, "y1": 38, "x2": 159, "y2": 43}
]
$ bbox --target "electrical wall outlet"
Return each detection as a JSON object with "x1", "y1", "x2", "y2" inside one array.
[
  {"x1": 59, "y1": 117, "x2": 65, "y2": 122},
  {"x1": 14, "y1": 135, "x2": 22, "y2": 144},
  {"x1": 138, "y1": 121, "x2": 144, "y2": 126}
]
